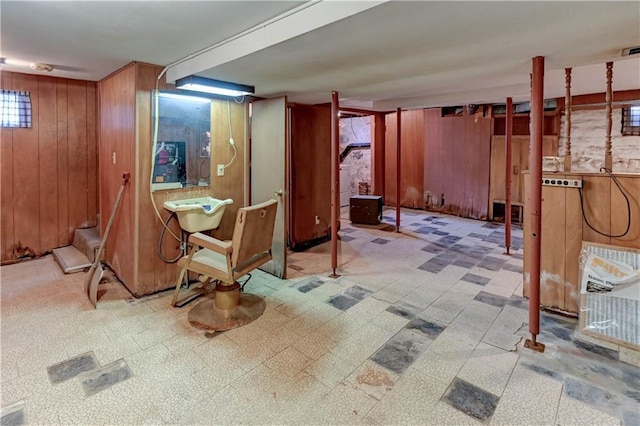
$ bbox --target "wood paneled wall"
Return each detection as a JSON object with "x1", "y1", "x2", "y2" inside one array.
[
  {"x1": 371, "y1": 113, "x2": 386, "y2": 196},
  {"x1": 384, "y1": 109, "x2": 425, "y2": 209},
  {"x1": 289, "y1": 103, "x2": 331, "y2": 249},
  {"x1": 523, "y1": 173, "x2": 640, "y2": 313},
  {"x1": 1, "y1": 71, "x2": 97, "y2": 262},
  {"x1": 423, "y1": 108, "x2": 492, "y2": 219}
]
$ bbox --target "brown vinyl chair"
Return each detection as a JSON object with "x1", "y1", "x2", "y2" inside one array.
[{"x1": 171, "y1": 200, "x2": 278, "y2": 310}]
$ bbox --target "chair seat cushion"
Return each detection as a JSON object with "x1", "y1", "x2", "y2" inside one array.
[{"x1": 188, "y1": 248, "x2": 229, "y2": 277}]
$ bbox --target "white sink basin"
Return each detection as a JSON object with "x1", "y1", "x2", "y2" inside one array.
[{"x1": 164, "y1": 197, "x2": 233, "y2": 233}]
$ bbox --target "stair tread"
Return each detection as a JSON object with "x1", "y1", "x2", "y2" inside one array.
[{"x1": 53, "y1": 246, "x2": 92, "y2": 274}]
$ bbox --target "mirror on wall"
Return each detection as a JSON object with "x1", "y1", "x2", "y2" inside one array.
[{"x1": 151, "y1": 91, "x2": 211, "y2": 191}]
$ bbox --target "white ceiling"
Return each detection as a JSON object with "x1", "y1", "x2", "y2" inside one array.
[{"x1": 2, "y1": 1, "x2": 639, "y2": 110}]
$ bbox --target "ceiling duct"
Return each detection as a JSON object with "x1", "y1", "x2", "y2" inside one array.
[{"x1": 622, "y1": 46, "x2": 640, "y2": 56}]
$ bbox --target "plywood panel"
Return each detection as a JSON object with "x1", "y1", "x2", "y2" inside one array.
[
  {"x1": 290, "y1": 103, "x2": 331, "y2": 249},
  {"x1": 384, "y1": 113, "x2": 398, "y2": 205},
  {"x1": 86, "y1": 84, "x2": 98, "y2": 227},
  {"x1": 581, "y1": 176, "x2": 611, "y2": 246},
  {"x1": 38, "y1": 76, "x2": 59, "y2": 251},
  {"x1": 610, "y1": 176, "x2": 640, "y2": 249},
  {"x1": 11, "y1": 73, "x2": 40, "y2": 257},
  {"x1": 1, "y1": 72, "x2": 14, "y2": 260},
  {"x1": 564, "y1": 184, "x2": 583, "y2": 313},
  {"x1": 401, "y1": 110, "x2": 424, "y2": 208},
  {"x1": 540, "y1": 185, "x2": 566, "y2": 309},
  {"x1": 56, "y1": 80, "x2": 70, "y2": 247},
  {"x1": 371, "y1": 113, "x2": 385, "y2": 196},
  {"x1": 67, "y1": 80, "x2": 89, "y2": 233}
]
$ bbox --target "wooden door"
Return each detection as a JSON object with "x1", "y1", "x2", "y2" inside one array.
[{"x1": 251, "y1": 97, "x2": 287, "y2": 278}]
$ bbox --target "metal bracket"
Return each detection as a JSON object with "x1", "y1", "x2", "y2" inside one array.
[{"x1": 524, "y1": 339, "x2": 546, "y2": 353}]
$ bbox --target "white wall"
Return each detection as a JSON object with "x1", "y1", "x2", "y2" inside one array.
[
  {"x1": 339, "y1": 116, "x2": 372, "y2": 194},
  {"x1": 559, "y1": 108, "x2": 640, "y2": 173}
]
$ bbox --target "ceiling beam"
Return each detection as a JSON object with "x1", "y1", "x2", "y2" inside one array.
[{"x1": 166, "y1": 0, "x2": 388, "y2": 83}]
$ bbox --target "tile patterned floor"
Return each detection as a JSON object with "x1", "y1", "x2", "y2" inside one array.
[{"x1": 1, "y1": 207, "x2": 638, "y2": 425}]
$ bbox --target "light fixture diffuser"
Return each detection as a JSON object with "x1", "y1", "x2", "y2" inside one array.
[{"x1": 175, "y1": 75, "x2": 254, "y2": 97}]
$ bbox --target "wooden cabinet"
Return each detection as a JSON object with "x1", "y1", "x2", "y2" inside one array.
[{"x1": 523, "y1": 172, "x2": 640, "y2": 314}]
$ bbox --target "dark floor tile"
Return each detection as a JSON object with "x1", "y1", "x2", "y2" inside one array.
[
  {"x1": 422, "y1": 216, "x2": 440, "y2": 222},
  {"x1": 512, "y1": 252, "x2": 524, "y2": 260},
  {"x1": 409, "y1": 222, "x2": 424, "y2": 227},
  {"x1": 433, "y1": 221, "x2": 449, "y2": 226},
  {"x1": 507, "y1": 294, "x2": 528, "y2": 309},
  {"x1": 449, "y1": 243, "x2": 471, "y2": 253},
  {"x1": 386, "y1": 304, "x2": 417, "y2": 320},
  {"x1": 47, "y1": 352, "x2": 100, "y2": 384},
  {"x1": 521, "y1": 362, "x2": 563, "y2": 381},
  {"x1": 502, "y1": 263, "x2": 523, "y2": 273},
  {"x1": 340, "y1": 235, "x2": 356, "y2": 242},
  {"x1": 438, "y1": 235, "x2": 462, "y2": 244},
  {"x1": 415, "y1": 226, "x2": 437, "y2": 234},
  {"x1": 624, "y1": 410, "x2": 640, "y2": 426},
  {"x1": 573, "y1": 339, "x2": 620, "y2": 361},
  {"x1": 452, "y1": 258, "x2": 477, "y2": 269},
  {"x1": 467, "y1": 232, "x2": 485, "y2": 239},
  {"x1": 341, "y1": 227, "x2": 357, "y2": 233},
  {"x1": 432, "y1": 230, "x2": 449, "y2": 236},
  {"x1": 434, "y1": 251, "x2": 459, "y2": 262},
  {"x1": 564, "y1": 377, "x2": 623, "y2": 413},
  {"x1": 382, "y1": 215, "x2": 394, "y2": 221},
  {"x1": 370, "y1": 329, "x2": 431, "y2": 373},
  {"x1": 296, "y1": 277, "x2": 325, "y2": 293},
  {"x1": 474, "y1": 291, "x2": 508, "y2": 308},
  {"x1": 543, "y1": 325, "x2": 573, "y2": 341},
  {"x1": 344, "y1": 285, "x2": 372, "y2": 301},
  {"x1": 371, "y1": 238, "x2": 390, "y2": 245},
  {"x1": 482, "y1": 222, "x2": 502, "y2": 229},
  {"x1": 444, "y1": 378, "x2": 499, "y2": 421},
  {"x1": 417, "y1": 261, "x2": 445, "y2": 274},
  {"x1": 327, "y1": 294, "x2": 360, "y2": 311},
  {"x1": 476, "y1": 259, "x2": 504, "y2": 271},
  {"x1": 80, "y1": 359, "x2": 133, "y2": 397},
  {"x1": 406, "y1": 318, "x2": 446, "y2": 339},
  {"x1": 461, "y1": 273, "x2": 490, "y2": 286},
  {"x1": 0, "y1": 402, "x2": 25, "y2": 426},
  {"x1": 421, "y1": 243, "x2": 446, "y2": 254}
]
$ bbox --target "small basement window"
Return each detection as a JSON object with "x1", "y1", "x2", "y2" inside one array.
[
  {"x1": 622, "y1": 105, "x2": 640, "y2": 136},
  {"x1": 0, "y1": 90, "x2": 32, "y2": 128}
]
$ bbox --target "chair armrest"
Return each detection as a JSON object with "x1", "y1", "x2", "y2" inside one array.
[{"x1": 189, "y1": 232, "x2": 232, "y2": 255}]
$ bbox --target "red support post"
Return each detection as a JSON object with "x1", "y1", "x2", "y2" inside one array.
[
  {"x1": 330, "y1": 91, "x2": 340, "y2": 277},
  {"x1": 395, "y1": 108, "x2": 401, "y2": 232},
  {"x1": 526, "y1": 56, "x2": 545, "y2": 352},
  {"x1": 504, "y1": 97, "x2": 513, "y2": 255}
]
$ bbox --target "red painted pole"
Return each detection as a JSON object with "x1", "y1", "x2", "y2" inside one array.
[
  {"x1": 330, "y1": 91, "x2": 340, "y2": 277},
  {"x1": 528, "y1": 56, "x2": 544, "y2": 348},
  {"x1": 505, "y1": 97, "x2": 513, "y2": 255},
  {"x1": 395, "y1": 108, "x2": 401, "y2": 232}
]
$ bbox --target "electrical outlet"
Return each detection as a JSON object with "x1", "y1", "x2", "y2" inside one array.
[
  {"x1": 315, "y1": 215, "x2": 320, "y2": 225},
  {"x1": 541, "y1": 178, "x2": 582, "y2": 188},
  {"x1": 217, "y1": 164, "x2": 225, "y2": 177}
]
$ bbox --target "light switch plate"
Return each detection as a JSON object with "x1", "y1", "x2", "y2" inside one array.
[{"x1": 217, "y1": 164, "x2": 224, "y2": 176}]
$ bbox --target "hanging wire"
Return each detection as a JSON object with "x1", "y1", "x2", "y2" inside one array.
[{"x1": 578, "y1": 167, "x2": 631, "y2": 238}]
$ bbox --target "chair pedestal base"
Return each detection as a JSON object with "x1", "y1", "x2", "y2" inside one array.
[{"x1": 188, "y1": 292, "x2": 266, "y2": 332}]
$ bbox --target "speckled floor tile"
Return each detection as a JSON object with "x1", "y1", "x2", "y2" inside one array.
[
  {"x1": 556, "y1": 392, "x2": 622, "y2": 425},
  {"x1": 457, "y1": 343, "x2": 518, "y2": 396}
]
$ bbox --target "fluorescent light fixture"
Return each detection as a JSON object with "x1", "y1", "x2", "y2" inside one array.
[
  {"x1": 158, "y1": 91, "x2": 211, "y2": 103},
  {"x1": 175, "y1": 75, "x2": 254, "y2": 97}
]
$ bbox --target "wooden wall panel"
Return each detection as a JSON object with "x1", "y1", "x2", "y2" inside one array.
[
  {"x1": 1, "y1": 72, "x2": 14, "y2": 260},
  {"x1": 540, "y1": 186, "x2": 567, "y2": 309},
  {"x1": 581, "y1": 176, "x2": 611, "y2": 246},
  {"x1": 423, "y1": 109, "x2": 492, "y2": 219},
  {"x1": 384, "y1": 109, "x2": 425, "y2": 208},
  {"x1": 289, "y1": 103, "x2": 331, "y2": 249},
  {"x1": 11, "y1": 73, "x2": 41, "y2": 258},
  {"x1": 0, "y1": 71, "x2": 97, "y2": 262},
  {"x1": 371, "y1": 113, "x2": 385, "y2": 196},
  {"x1": 610, "y1": 177, "x2": 640, "y2": 249},
  {"x1": 38, "y1": 77, "x2": 59, "y2": 251},
  {"x1": 564, "y1": 186, "x2": 582, "y2": 312}
]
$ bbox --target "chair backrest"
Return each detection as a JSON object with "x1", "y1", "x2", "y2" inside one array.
[{"x1": 230, "y1": 199, "x2": 278, "y2": 270}]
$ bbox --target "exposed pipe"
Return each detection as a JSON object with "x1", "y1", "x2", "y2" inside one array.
[
  {"x1": 504, "y1": 97, "x2": 513, "y2": 255},
  {"x1": 605, "y1": 61, "x2": 613, "y2": 170},
  {"x1": 564, "y1": 67, "x2": 572, "y2": 171},
  {"x1": 330, "y1": 91, "x2": 340, "y2": 277},
  {"x1": 395, "y1": 107, "x2": 401, "y2": 232},
  {"x1": 526, "y1": 56, "x2": 545, "y2": 353}
]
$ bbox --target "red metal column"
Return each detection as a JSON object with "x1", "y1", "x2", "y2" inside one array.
[
  {"x1": 504, "y1": 97, "x2": 513, "y2": 255},
  {"x1": 395, "y1": 108, "x2": 401, "y2": 232},
  {"x1": 330, "y1": 91, "x2": 340, "y2": 277},
  {"x1": 526, "y1": 56, "x2": 545, "y2": 352}
]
